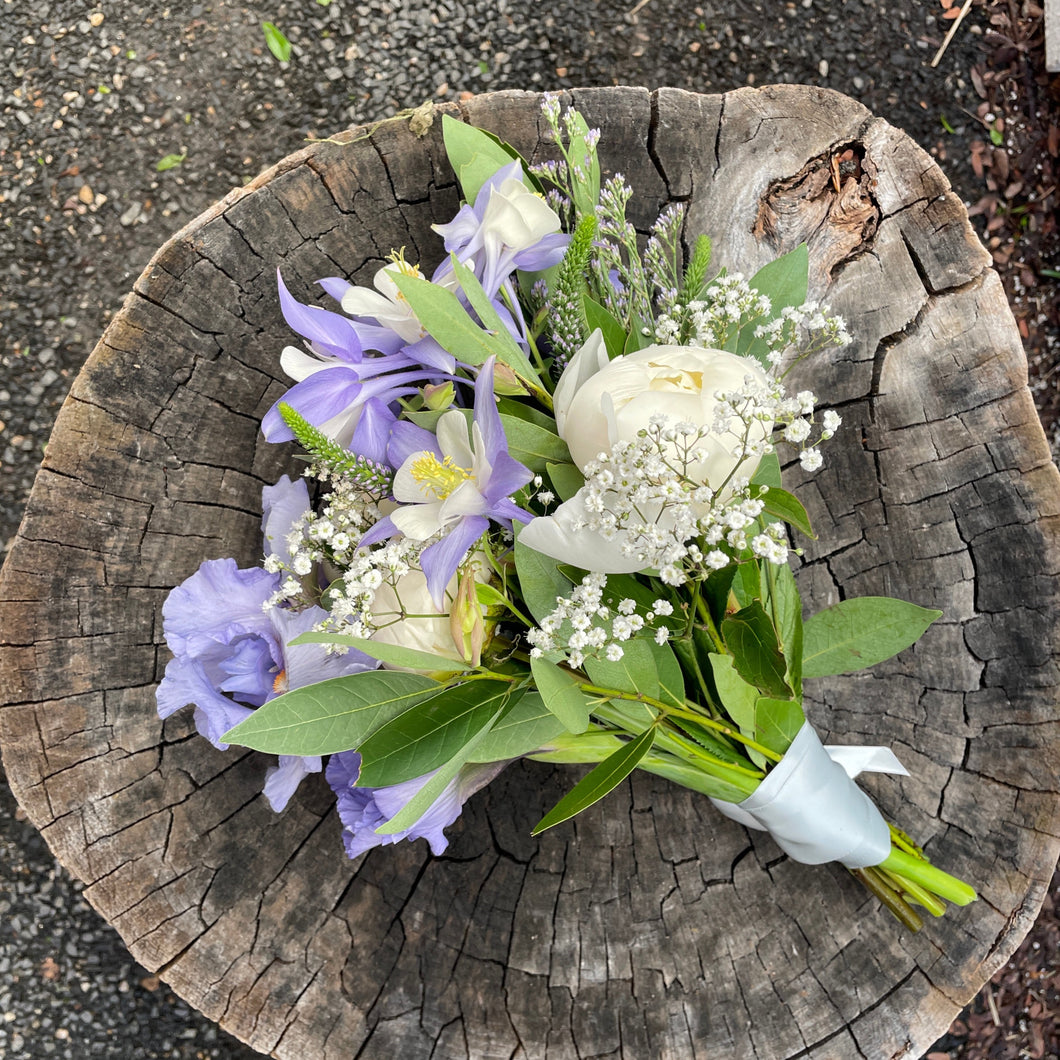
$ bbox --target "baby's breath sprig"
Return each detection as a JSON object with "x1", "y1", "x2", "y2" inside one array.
[{"x1": 278, "y1": 403, "x2": 393, "y2": 495}]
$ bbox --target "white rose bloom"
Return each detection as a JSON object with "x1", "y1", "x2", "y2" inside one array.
[
  {"x1": 369, "y1": 557, "x2": 492, "y2": 668},
  {"x1": 555, "y1": 338, "x2": 772, "y2": 486}
]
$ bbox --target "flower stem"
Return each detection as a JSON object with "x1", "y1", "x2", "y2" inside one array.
[
  {"x1": 852, "y1": 867, "x2": 924, "y2": 933},
  {"x1": 879, "y1": 847, "x2": 977, "y2": 907}
]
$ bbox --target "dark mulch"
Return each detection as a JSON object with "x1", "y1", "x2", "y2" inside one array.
[{"x1": 928, "y1": 3, "x2": 1060, "y2": 1057}]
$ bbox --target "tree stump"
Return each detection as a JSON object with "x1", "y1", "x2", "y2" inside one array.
[{"x1": 2, "y1": 86, "x2": 1058, "y2": 1059}]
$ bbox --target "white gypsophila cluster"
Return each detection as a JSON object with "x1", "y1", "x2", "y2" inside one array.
[
  {"x1": 526, "y1": 571, "x2": 674, "y2": 669},
  {"x1": 320, "y1": 535, "x2": 428, "y2": 640},
  {"x1": 654, "y1": 274, "x2": 772, "y2": 349},
  {"x1": 754, "y1": 301, "x2": 852, "y2": 371},
  {"x1": 262, "y1": 477, "x2": 386, "y2": 611}
]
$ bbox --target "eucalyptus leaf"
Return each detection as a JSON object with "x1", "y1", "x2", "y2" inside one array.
[
  {"x1": 497, "y1": 397, "x2": 558, "y2": 432},
  {"x1": 740, "y1": 245, "x2": 809, "y2": 365},
  {"x1": 754, "y1": 696, "x2": 805, "y2": 757},
  {"x1": 802, "y1": 597, "x2": 943, "y2": 678},
  {"x1": 466, "y1": 691, "x2": 568, "y2": 762},
  {"x1": 496, "y1": 414, "x2": 571, "y2": 473},
  {"x1": 721, "y1": 601, "x2": 792, "y2": 699},
  {"x1": 531, "y1": 656, "x2": 592, "y2": 733},
  {"x1": 441, "y1": 114, "x2": 520, "y2": 202},
  {"x1": 531, "y1": 726, "x2": 656, "y2": 835},
  {"x1": 583, "y1": 297, "x2": 627, "y2": 360},
  {"x1": 223, "y1": 671, "x2": 443, "y2": 756},
  {"x1": 357, "y1": 680, "x2": 522, "y2": 786}
]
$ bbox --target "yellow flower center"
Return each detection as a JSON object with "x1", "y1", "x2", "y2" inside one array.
[{"x1": 410, "y1": 453, "x2": 472, "y2": 499}]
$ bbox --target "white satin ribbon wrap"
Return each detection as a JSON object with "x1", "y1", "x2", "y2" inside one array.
[{"x1": 709, "y1": 721, "x2": 909, "y2": 869}]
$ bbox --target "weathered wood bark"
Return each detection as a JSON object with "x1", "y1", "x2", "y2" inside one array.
[{"x1": 1, "y1": 86, "x2": 1058, "y2": 1059}]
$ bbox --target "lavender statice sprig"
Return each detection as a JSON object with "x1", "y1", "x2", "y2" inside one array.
[
  {"x1": 643, "y1": 204, "x2": 686, "y2": 315},
  {"x1": 592, "y1": 175, "x2": 653, "y2": 332},
  {"x1": 278, "y1": 402, "x2": 393, "y2": 496}
]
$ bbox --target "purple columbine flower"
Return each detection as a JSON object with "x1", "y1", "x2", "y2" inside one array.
[
  {"x1": 262, "y1": 269, "x2": 457, "y2": 461},
  {"x1": 431, "y1": 160, "x2": 570, "y2": 300},
  {"x1": 359, "y1": 356, "x2": 534, "y2": 607},
  {"x1": 325, "y1": 750, "x2": 508, "y2": 858}
]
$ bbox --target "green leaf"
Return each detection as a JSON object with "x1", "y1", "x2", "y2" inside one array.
[
  {"x1": 751, "y1": 451, "x2": 783, "y2": 490},
  {"x1": 466, "y1": 691, "x2": 568, "y2": 761},
  {"x1": 646, "y1": 637, "x2": 687, "y2": 709},
  {"x1": 701, "y1": 565, "x2": 738, "y2": 628},
  {"x1": 357, "y1": 680, "x2": 520, "y2": 786},
  {"x1": 497, "y1": 414, "x2": 571, "y2": 474},
  {"x1": 373, "y1": 696, "x2": 510, "y2": 836},
  {"x1": 545, "y1": 461, "x2": 584, "y2": 502},
  {"x1": 156, "y1": 152, "x2": 186, "y2": 172},
  {"x1": 708, "y1": 654, "x2": 759, "y2": 736},
  {"x1": 441, "y1": 113, "x2": 521, "y2": 202},
  {"x1": 721, "y1": 601, "x2": 792, "y2": 699},
  {"x1": 223, "y1": 671, "x2": 442, "y2": 756},
  {"x1": 754, "y1": 697, "x2": 804, "y2": 756},
  {"x1": 801, "y1": 597, "x2": 943, "y2": 679},
  {"x1": 760, "y1": 487, "x2": 815, "y2": 539},
  {"x1": 731, "y1": 559, "x2": 761, "y2": 608},
  {"x1": 513, "y1": 525, "x2": 576, "y2": 623},
  {"x1": 623, "y1": 313, "x2": 652, "y2": 354},
  {"x1": 289, "y1": 632, "x2": 462, "y2": 674},
  {"x1": 562, "y1": 109, "x2": 601, "y2": 221},
  {"x1": 583, "y1": 637, "x2": 660, "y2": 702},
  {"x1": 740, "y1": 245, "x2": 809, "y2": 365},
  {"x1": 531, "y1": 656, "x2": 592, "y2": 733},
  {"x1": 767, "y1": 561, "x2": 803, "y2": 699},
  {"x1": 531, "y1": 726, "x2": 656, "y2": 835},
  {"x1": 496, "y1": 397, "x2": 558, "y2": 432},
  {"x1": 261, "y1": 22, "x2": 292, "y2": 63},
  {"x1": 989, "y1": 126, "x2": 1004, "y2": 147},
  {"x1": 390, "y1": 270, "x2": 519, "y2": 370},
  {"x1": 583, "y1": 298, "x2": 627, "y2": 360},
  {"x1": 446, "y1": 255, "x2": 538, "y2": 381}
]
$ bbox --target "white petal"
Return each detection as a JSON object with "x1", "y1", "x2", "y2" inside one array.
[
  {"x1": 391, "y1": 501, "x2": 446, "y2": 540},
  {"x1": 517, "y1": 491, "x2": 645, "y2": 574},
  {"x1": 392, "y1": 456, "x2": 431, "y2": 503},
  {"x1": 553, "y1": 329, "x2": 610, "y2": 438},
  {"x1": 436, "y1": 410, "x2": 474, "y2": 469},
  {"x1": 280, "y1": 345, "x2": 329, "y2": 382}
]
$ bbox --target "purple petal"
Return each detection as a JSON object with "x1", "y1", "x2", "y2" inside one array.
[
  {"x1": 349, "y1": 397, "x2": 395, "y2": 467},
  {"x1": 262, "y1": 475, "x2": 310, "y2": 565},
  {"x1": 218, "y1": 635, "x2": 277, "y2": 705},
  {"x1": 419, "y1": 515, "x2": 489, "y2": 609},
  {"x1": 270, "y1": 606, "x2": 376, "y2": 690},
  {"x1": 317, "y1": 276, "x2": 354, "y2": 302},
  {"x1": 358, "y1": 513, "x2": 399, "y2": 549},
  {"x1": 263, "y1": 754, "x2": 322, "y2": 812},
  {"x1": 278, "y1": 269, "x2": 363, "y2": 362},
  {"x1": 388, "y1": 419, "x2": 443, "y2": 468},
  {"x1": 162, "y1": 559, "x2": 280, "y2": 659},
  {"x1": 482, "y1": 450, "x2": 534, "y2": 506},
  {"x1": 157, "y1": 655, "x2": 254, "y2": 748},
  {"x1": 400, "y1": 335, "x2": 457, "y2": 374},
  {"x1": 472, "y1": 357, "x2": 504, "y2": 459},
  {"x1": 261, "y1": 366, "x2": 363, "y2": 442}
]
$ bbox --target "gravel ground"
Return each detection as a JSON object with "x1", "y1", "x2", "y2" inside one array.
[{"x1": 0, "y1": 1, "x2": 1051, "y2": 1057}]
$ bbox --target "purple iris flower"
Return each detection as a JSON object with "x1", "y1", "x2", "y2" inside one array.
[
  {"x1": 325, "y1": 750, "x2": 508, "y2": 858},
  {"x1": 359, "y1": 357, "x2": 534, "y2": 607},
  {"x1": 156, "y1": 478, "x2": 376, "y2": 811}
]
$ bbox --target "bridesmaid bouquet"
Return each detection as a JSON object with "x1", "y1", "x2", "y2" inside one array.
[{"x1": 157, "y1": 97, "x2": 975, "y2": 932}]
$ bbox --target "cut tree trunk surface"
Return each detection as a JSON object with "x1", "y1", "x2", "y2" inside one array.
[{"x1": 2, "y1": 86, "x2": 1058, "y2": 1060}]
